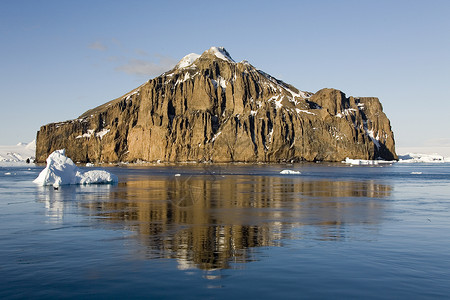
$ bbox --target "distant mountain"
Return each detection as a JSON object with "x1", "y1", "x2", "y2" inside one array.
[
  {"x1": 0, "y1": 140, "x2": 35, "y2": 163},
  {"x1": 35, "y1": 47, "x2": 397, "y2": 163}
]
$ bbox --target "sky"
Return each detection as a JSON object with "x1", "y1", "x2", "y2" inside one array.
[{"x1": 1, "y1": 0, "x2": 449, "y2": 153}]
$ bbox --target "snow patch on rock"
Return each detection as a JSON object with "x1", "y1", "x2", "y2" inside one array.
[
  {"x1": 211, "y1": 76, "x2": 227, "y2": 89},
  {"x1": 95, "y1": 129, "x2": 110, "y2": 139},
  {"x1": 366, "y1": 129, "x2": 380, "y2": 148},
  {"x1": 336, "y1": 108, "x2": 357, "y2": 118},
  {"x1": 295, "y1": 108, "x2": 316, "y2": 115},
  {"x1": 76, "y1": 128, "x2": 110, "y2": 139}
]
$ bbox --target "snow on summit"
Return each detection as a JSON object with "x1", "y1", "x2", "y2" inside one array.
[
  {"x1": 205, "y1": 47, "x2": 235, "y2": 62},
  {"x1": 175, "y1": 53, "x2": 200, "y2": 69},
  {"x1": 174, "y1": 47, "x2": 234, "y2": 70}
]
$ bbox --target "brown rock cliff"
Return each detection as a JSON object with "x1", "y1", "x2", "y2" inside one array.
[{"x1": 36, "y1": 47, "x2": 397, "y2": 163}]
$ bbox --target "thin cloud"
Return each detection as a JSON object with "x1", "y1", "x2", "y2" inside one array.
[
  {"x1": 107, "y1": 56, "x2": 122, "y2": 62},
  {"x1": 135, "y1": 49, "x2": 149, "y2": 56},
  {"x1": 88, "y1": 41, "x2": 107, "y2": 51},
  {"x1": 111, "y1": 38, "x2": 122, "y2": 47},
  {"x1": 115, "y1": 55, "x2": 177, "y2": 77}
]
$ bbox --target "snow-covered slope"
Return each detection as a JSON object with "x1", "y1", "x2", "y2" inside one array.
[
  {"x1": 0, "y1": 140, "x2": 35, "y2": 164},
  {"x1": 174, "y1": 53, "x2": 201, "y2": 69},
  {"x1": 205, "y1": 46, "x2": 235, "y2": 62}
]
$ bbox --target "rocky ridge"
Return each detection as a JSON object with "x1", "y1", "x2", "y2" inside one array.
[{"x1": 35, "y1": 47, "x2": 397, "y2": 163}]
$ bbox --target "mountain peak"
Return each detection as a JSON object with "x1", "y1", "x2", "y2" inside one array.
[
  {"x1": 175, "y1": 53, "x2": 201, "y2": 69},
  {"x1": 35, "y1": 47, "x2": 397, "y2": 163},
  {"x1": 202, "y1": 47, "x2": 234, "y2": 63},
  {"x1": 174, "y1": 47, "x2": 235, "y2": 70}
]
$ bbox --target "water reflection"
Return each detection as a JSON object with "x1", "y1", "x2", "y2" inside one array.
[
  {"x1": 35, "y1": 184, "x2": 113, "y2": 223},
  {"x1": 36, "y1": 172, "x2": 391, "y2": 270}
]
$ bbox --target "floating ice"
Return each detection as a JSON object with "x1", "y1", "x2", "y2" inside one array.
[
  {"x1": 398, "y1": 153, "x2": 450, "y2": 163},
  {"x1": 33, "y1": 149, "x2": 118, "y2": 187},
  {"x1": 344, "y1": 152, "x2": 450, "y2": 165},
  {"x1": 280, "y1": 170, "x2": 301, "y2": 174},
  {"x1": 343, "y1": 158, "x2": 393, "y2": 165},
  {"x1": 344, "y1": 158, "x2": 378, "y2": 165}
]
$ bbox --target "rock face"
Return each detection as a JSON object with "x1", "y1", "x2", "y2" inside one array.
[{"x1": 36, "y1": 47, "x2": 397, "y2": 163}]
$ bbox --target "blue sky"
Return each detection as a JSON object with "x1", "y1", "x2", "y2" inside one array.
[{"x1": 1, "y1": 0, "x2": 449, "y2": 151}]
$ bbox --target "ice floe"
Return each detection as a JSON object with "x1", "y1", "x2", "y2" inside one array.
[
  {"x1": 344, "y1": 152, "x2": 450, "y2": 165},
  {"x1": 398, "y1": 153, "x2": 450, "y2": 163},
  {"x1": 33, "y1": 149, "x2": 118, "y2": 187},
  {"x1": 280, "y1": 170, "x2": 301, "y2": 174},
  {"x1": 343, "y1": 158, "x2": 394, "y2": 165}
]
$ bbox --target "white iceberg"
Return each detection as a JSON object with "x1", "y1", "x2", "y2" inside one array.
[
  {"x1": 343, "y1": 158, "x2": 394, "y2": 165},
  {"x1": 33, "y1": 149, "x2": 118, "y2": 187},
  {"x1": 280, "y1": 169, "x2": 301, "y2": 174},
  {"x1": 344, "y1": 158, "x2": 380, "y2": 165},
  {"x1": 398, "y1": 153, "x2": 450, "y2": 163},
  {"x1": 344, "y1": 153, "x2": 450, "y2": 165}
]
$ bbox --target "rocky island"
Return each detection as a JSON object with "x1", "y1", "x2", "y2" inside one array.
[{"x1": 35, "y1": 47, "x2": 397, "y2": 163}]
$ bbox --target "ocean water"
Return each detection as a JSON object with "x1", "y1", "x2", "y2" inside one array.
[{"x1": 1, "y1": 163, "x2": 449, "y2": 299}]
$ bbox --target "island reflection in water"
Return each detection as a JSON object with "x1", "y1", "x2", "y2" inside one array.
[{"x1": 37, "y1": 172, "x2": 391, "y2": 270}]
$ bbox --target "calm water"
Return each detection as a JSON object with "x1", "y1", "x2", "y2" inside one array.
[{"x1": 1, "y1": 163, "x2": 449, "y2": 299}]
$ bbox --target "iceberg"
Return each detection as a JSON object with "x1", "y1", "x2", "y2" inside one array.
[
  {"x1": 343, "y1": 158, "x2": 394, "y2": 165},
  {"x1": 280, "y1": 169, "x2": 301, "y2": 174},
  {"x1": 33, "y1": 149, "x2": 118, "y2": 187},
  {"x1": 398, "y1": 153, "x2": 450, "y2": 163},
  {"x1": 344, "y1": 153, "x2": 450, "y2": 165}
]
